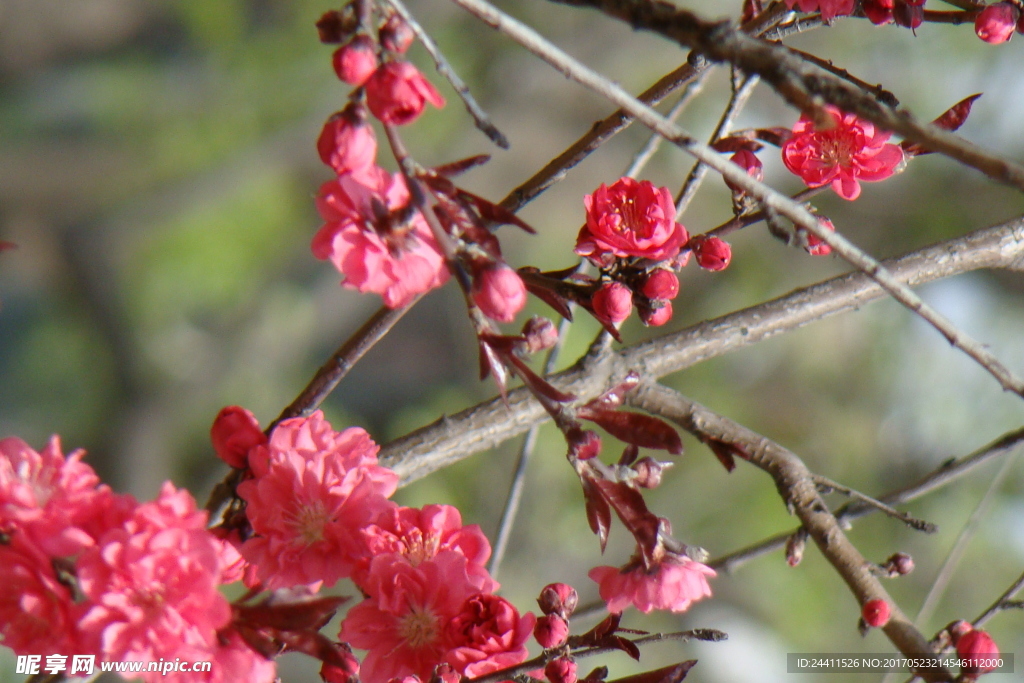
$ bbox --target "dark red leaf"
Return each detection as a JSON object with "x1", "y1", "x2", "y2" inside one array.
[
  {"x1": 235, "y1": 625, "x2": 282, "y2": 659},
  {"x1": 506, "y1": 353, "x2": 576, "y2": 403},
  {"x1": 710, "y1": 134, "x2": 763, "y2": 153},
  {"x1": 754, "y1": 127, "x2": 793, "y2": 147},
  {"x1": 458, "y1": 189, "x2": 537, "y2": 234},
  {"x1": 582, "y1": 666, "x2": 609, "y2": 683},
  {"x1": 573, "y1": 612, "x2": 621, "y2": 645},
  {"x1": 607, "y1": 635, "x2": 642, "y2": 661},
  {"x1": 478, "y1": 340, "x2": 508, "y2": 399},
  {"x1": 522, "y1": 278, "x2": 575, "y2": 321},
  {"x1": 582, "y1": 476, "x2": 612, "y2": 552},
  {"x1": 589, "y1": 371, "x2": 641, "y2": 409},
  {"x1": 578, "y1": 408, "x2": 683, "y2": 455},
  {"x1": 618, "y1": 444, "x2": 639, "y2": 467},
  {"x1": 569, "y1": 428, "x2": 603, "y2": 460},
  {"x1": 431, "y1": 154, "x2": 491, "y2": 177},
  {"x1": 902, "y1": 94, "x2": 982, "y2": 156},
  {"x1": 235, "y1": 596, "x2": 349, "y2": 631},
  {"x1": 607, "y1": 662, "x2": 698, "y2": 683},
  {"x1": 586, "y1": 475, "x2": 661, "y2": 564},
  {"x1": 706, "y1": 438, "x2": 743, "y2": 472},
  {"x1": 280, "y1": 630, "x2": 354, "y2": 669},
  {"x1": 421, "y1": 173, "x2": 458, "y2": 197}
]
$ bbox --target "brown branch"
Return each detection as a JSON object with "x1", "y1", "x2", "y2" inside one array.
[
  {"x1": 628, "y1": 382, "x2": 950, "y2": 682},
  {"x1": 546, "y1": 0, "x2": 1024, "y2": 192},
  {"x1": 380, "y1": 217, "x2": 1024, "y2": 483},
  {"x1": 711, "y1": 425, "x2": 1024, "y2": 574},
  {"x1": 974, "y1": 569, "x2": 1024, "y2": 628}
]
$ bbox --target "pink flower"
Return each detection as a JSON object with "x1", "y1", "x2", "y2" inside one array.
[
  {"x1": 956, "y1": 629, "x2": 999, "y2": 674},
  {"x1": 238, "y1": 412, "x2": 398, "y2": 590},
  {"x1": 782, "y1": 106, "x2": 905, "y2": 201},
  {"x1": 312, "y1": 168, "x2": 450, "y2": 308},
  {"x1": 365, "y1": 62, "x2": 445, "y2": 126},
  {"x1": 355, "y1": 504, "x2": 494, "y2": 590},
  {"x1": 589, "y1": 554, "x2": 715, "y2": 614},
  {"x1": 317, "y1": 108, "x2": 379, "y2": 177},
  {"x1": 340, "y1": 552, "x2": 492, "y2": 683},
  {"x1": 472, "y1": 265, "x2": 527, "y2": 323},
  {"x1": 76, "y1": 482, "x2": 231, "y2": 665},
  {"x1": 576, "y1": 178, "x2": 688, "y2": 264},
  {"x1": 689, "y1": 235, "x2": 732, "y2": 271},
  {"x1": 0, "y1": 436, "x2": 109, "y2": 557},
  {"x1": 0, "y1": 538, "x2": 79, "y2": 654},
  {"x1": 445, "y1": 594, "x2": 534, "y2": 677},
  {"x1": 210, "y1": 406, "x2": 267, "y2": 469},
  {"x1": 591, "y1": 282, "x2": 633, "y2": 325},
  {"x1": 333, "y1": 36, "x2": 380, "y2": 86},
  {"x1": 975, "y1": 2, "x2": 1019, "y2": 43},
  {"x1": 783, "y1": 0, "x2": 855, "y2": 20}
]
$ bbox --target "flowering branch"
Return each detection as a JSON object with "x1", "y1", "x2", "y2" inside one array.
[{"x1": 626, "y1": 382, "x2": 950, "y2": 682}]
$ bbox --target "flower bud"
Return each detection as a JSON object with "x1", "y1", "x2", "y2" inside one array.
[
  {"x1": 804, "y1": 217, "x2": 835, "y2": 256},
  {"x1": 861, "y1": 599, "x2": 891, "y2": 628},
  {"x1": 641, "y1": 268, "x2": 680, "y2": 301},
  {"x1": 534, "y1": 614, "x2": 570, "y2": 649},
  {"x1": 639, "y1": 301, "x2": 673, "y2": 327},
  {"x1": 522, "y1": 316, "x2": 559, "y2": 353},
  {"x1": 591, "y1": 282, "x2": 633, "y2": 324},
  {"x1": 690, "y1": 235, "x2": 732, "y2": 271},
  {"x1": 785, "y1": 530, "x2": 806, "y2": 568},
  {"x1": 633, "y1": 456, "x2": 671, "y2": 488},
  {"x1": 545, "y1": 658, "x2": 577, "y2": 683},
  {"x1": 893, "y1": 0, "x2": 924, "y2": 29},
  {"x1": 317, "y1": 107, "x2": 377, "y2": 176},
  {"x1": 975, "y1": 1, "x2": 1020, "y2": 43},
  {"x1": 568, "y1": 429, "x2": 601, "y2": 461},
  {"x1": 316, "y1": 9, "x2": 356, "y2": 44},
  {"x1": 473, "y1": 265, "x2": 527, "y2": 323},
  {"x1": 883, "y1": 552, "x2": 914, "y2": 577},
  {"x1": 211, "y1": 406, "x2": 266, "y2": 468},
  {"x1": 381, "y1": 14, "x2": 416, "y2": 53},
  {"x1": 948, "y1": 620, "x2": 974, "y2": 644},
  {"x1": 957, "y1": 629, "x2": 999, "y2": 673},
  {"x1": 724, "y1": 149, "x2": 764, "y2": 193},
  {"x1": 366, "y1": 61, "x2": 446, "y2": 126},
  {"x1": 538, "y1": 583, "x2": 579, "y2": 617},
  {"x1": 862, "y1": 0, "x2": 894, "y2": 24},
  {"x1": 332, "y1": 36, "x2": 379, "y2": 86}
]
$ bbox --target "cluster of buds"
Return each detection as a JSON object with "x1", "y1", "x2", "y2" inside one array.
[{"x1": 974, "y1": 1, "x2": 1024, "y2": 44}]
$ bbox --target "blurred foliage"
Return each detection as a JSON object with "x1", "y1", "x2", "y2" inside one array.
[{"x1": 1, "y1": 1, "x2": 1024, "y2": 682}]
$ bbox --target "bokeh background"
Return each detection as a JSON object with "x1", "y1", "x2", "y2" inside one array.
[{"x1": 1, "y1": 0, "x2": 1024, "y2": 681}]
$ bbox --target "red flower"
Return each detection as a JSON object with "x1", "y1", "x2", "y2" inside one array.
[
  {"x1": 724, "y1": 149, "x2": 764, "y2": 193},
  {"x1": 589, "y1": 553, "x2": 715, "y2": 614},
  {"x1": 365, "y1": 62, "x2": 445, "y2": 126},
  {"x1": 445, "y1": 594, "x2": 535, "y2": 677},
  {"x1": 333, "y1": 36, "x2": 379, "y2": 86},
  {"x1": 210, "y1": 406, "x2": 266, "y2": 469},
  {"x1": 689, "y1": 235, "x2": 732, "y2": 271},
  {"x1": 317, "y1": 109, "x2": 378, "y2": 177},
  {"x1": 975, "y1": 2, "x2": 1019, "y2": 44},
  {"x1": 782, "y1": 106, "x2": 904, "y2": 200},
  {"x1": 783, "y1": 0, "x2": 855, "y2": 20},
  {"x1": 576, "y1": 178, "x2": 687, "y2": 264},
  {"x1": 591, "y1": 282, "x2": 633, "y2": 325},
  {"x1": 956, "y1": 629, "x2": 999, "y2": 674}
]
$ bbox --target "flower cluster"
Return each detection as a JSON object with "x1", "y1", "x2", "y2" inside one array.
[{"x1": 0, "y1": 437, "x2": 269, "y2": 683}]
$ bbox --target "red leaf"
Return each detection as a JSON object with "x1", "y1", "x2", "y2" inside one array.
[
  {"x1": 578, "y1": 408, "x2": 683, "y2": 455},
  {"x1": 607, "y1": 635, "x2": 642, "y2": 661},
  {"x1": 582, "y1": 476, "x2": 612, "y2": 552},
  {"x1": 754, "y1": 127, "x2": 793, "y2": 147},
  {"x1": 618, "y1": 444, "x2": 639, "y2": 467},
  {"x1": 607, "y1": 662, "x2": 698, "y2": 683},
  {"x1": 522, "y1": 278, "x2": 575, "y2": 321},
  {"x1": 479, "y1": 340, "x2": 508, "y2": 399},
  {"x1": 506, "y1": 353, "x2": 576, "y2": 403},
  {"x1": 589, "y1": 371, "x2": 641, "y2": 409},
  {"x1": 431, "y1": 154, "x2": 491, "y2": 177},
  {"x1": 902, "y1": 94, "x2": 981, "y2": 156},
  {"x1": 586, "y1": 475, "x2": 661, "y2": 564},
  {"x1": 458, "y1": 189, "x2": 537, "y2": 234},
  {"x1": 710, "y1": 134, "x2": 763, "y2": 153},
  {"x1": 706, "y1": 438, "x2": 743, "y2": 472},
  {"x1": 235, "y1": 596, "x2": 349, "y2": 631}
]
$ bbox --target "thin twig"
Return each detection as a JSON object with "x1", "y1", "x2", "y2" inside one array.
[
  {"x1": 812, "y1": 474, "x2": 937, "y2": 533},
  {"x1": 711, "y1": 425, "x2": 1024, "y2": 574},
  {"x1": 784, "y1": 45, "x2": 899, "y2": 108},
  {"x1": 675, "y1": 71, "x2": 759, "y2": 216},
  {"x1": 914, "y1": 451, "x2": 1020, "y2": 627},
  {"x1": 974, "y1": 568, "x2": 1024, "y2": 629},
  {"x1": 623, "y1": 71, "x2": 710, "y2": 180},
  {"x1": 384, "y1": 0, "x2": 509, "y2": 148},
  {"x1": 380, "y1": 217, "x2": 1024, "y2": 484},
  {"x1": 449, "y1": 0, "x2": 1024, "y2": 398}
]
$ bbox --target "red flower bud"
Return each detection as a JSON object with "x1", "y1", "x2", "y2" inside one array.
[
  {"x1": 332, "y1": 36, "x2": 379, "y2": 86},
  {"x1": 591, "y1": 282, "x2": 633, "y2": 324},
  {"x1": 538, "y1": 583, "x2": 579, "y2": 617},
  {"x1": 633, "y1": 456, "x2": 671, "y2": 488},
  {"x1": 975, "y1": 1, "x2": 1020, "y2": 43},
  {"x1": 861, "y1": 599, "x2": 891, "y2": 628},
  {"x1": 957, "y1": 629, "x2": 999, "y2": 673},
  {"x1": 805, "y1": 217, "x2": 835, "y2": 256},
  {"x1": 534, "y1": 614, "x2": 570, "y2": 649},
  {"x1": 473, "y1": 265, "x2": 527, "y2": 323},
  {"x1": 522, "y1": 316, "x2": 559, "y2": 353},
  {"x1": 317, "y1": 107, "x2": 377, "y2": 176},
  {"x1": 884, "y1": 552, "x2": 914, "y2": 577},
  {"x1": 785, "y1": 530, "x2": 806, "y2": 567},
  {"x1": 862, "y1": 0, "x2": 894, "y2": 24},
  {"x1": 639, "y1": 301, "x2": 673, "y2": 327},
  {"x1": 641, "y1": 268, "x2": 680, "y2": 301},
  {"x1": 690, "y1": 235, "x2": 732, "y2": 271},
  {"x1": 381, "y1": 14, "x2": 416, "y2": 53},
  {"x1": 893, "y1": 1, "x2": 924, "y2": 29},
  {"x1": 949, "y1": 620, "x2": 974, "y2": 644},
  {"x1": 545, "y1": 658, "x2": 577, "y2": 683},
  {"x1": 211, "y1": 406, "x2": 266, "y2": 468},
  {"x1": 365, "y1": 61, "x2": 446, "y2": 126},
  {"x1": 724, "y1": 148, "x2": 764, "y2": 193}
]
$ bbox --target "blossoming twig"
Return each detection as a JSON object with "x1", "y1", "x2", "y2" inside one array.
[
  {"x1": 382, "y1": 0, "x2": 510, "y2": 148},
  {"x1": 447, "y1": 0, "x2": 1024, "y2": 399}
]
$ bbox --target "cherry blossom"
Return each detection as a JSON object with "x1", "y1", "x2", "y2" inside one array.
[
  {"x1": 782, "y1": 106, "x2": 904, "y2": 201},
  {"x1": 575, "y1": 178, "x2": 688, "y2": 264},
  {"x1": 238, "y1": 411, "x2": 397, "y2": 590},
  {"x1": 312, "y1": 167, "x2": 450, "y2": 308},
  {"x1": 0, "y1": 538, "x2": 79, "y2": 654},
  {"x1": 589, "y1": 553, "x2": 715, "y2": 614},
  {"x1": 365, "y1": 62, "x2": 446, "y2": 126},
  {"x1": 445, "y1": 593, "x2": 534, "y2": 677}
]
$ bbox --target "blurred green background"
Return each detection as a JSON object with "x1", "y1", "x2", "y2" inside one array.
[{"x1": 1, "y1": 0, "x2": 1023, "y2": 681}]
